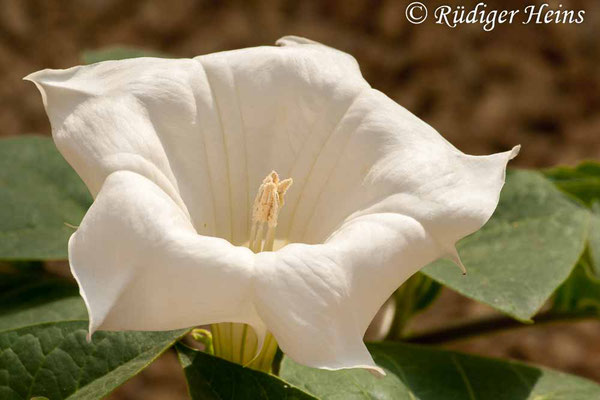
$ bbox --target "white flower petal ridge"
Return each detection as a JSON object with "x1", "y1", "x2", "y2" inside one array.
[{"x1": 25, "y1": 36, "x2": 519, "y2": 376}]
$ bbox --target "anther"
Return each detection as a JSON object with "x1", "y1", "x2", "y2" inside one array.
[{"x1": 248, "y1": 171, "x2": 293, "y2": 252}]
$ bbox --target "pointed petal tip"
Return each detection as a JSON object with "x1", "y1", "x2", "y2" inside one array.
[
  {"x1": 447, "y1": 247, "x2": 467, "y2": 275},
  {"x1": 316, "y1": 361, "x2": 386, "y2": 377},
  {"x1": 509, "y1": 144, "x2": 521, "y2": 160},
  {"x1": 22, "y1": 69, "x2": 58, "y2": 108},
  {"x1": 326, "y1": 364, "x2": 386, "y2": 378},
  {"x1": 70, "y1": 234, "x2": 102, "y2": 345},
  {"x1": 276, "y1": 35, "x2": 320, "y2": 47},
  {"x1": 86, "y1": 328, "x2": 94, "y2": 343},
  {"x1": 23, "y1": 66, "x2": 82, "y2": 89},
  {"x1": 367, "y1": 365, "x2": 387, "y2": 378},
  {"x1": 22, "y1": 69, "x2": 52, "y2": 84},
  {"x1": 86, "y1": 310, "x2": 98, "y2": 344}
]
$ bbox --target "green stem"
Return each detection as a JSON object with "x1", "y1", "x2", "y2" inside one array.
[{"x1": 404, "y1": 310, "x2": 598, "y2": 345}]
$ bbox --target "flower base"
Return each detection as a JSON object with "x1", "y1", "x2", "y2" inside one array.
[{"x1": 211, "y1": 322, "x2": 279, "y2": 373}]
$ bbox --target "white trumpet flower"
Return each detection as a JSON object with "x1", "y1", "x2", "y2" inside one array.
[{"x1": 25, "y1": 36, "x2": 519, "y2": 376}]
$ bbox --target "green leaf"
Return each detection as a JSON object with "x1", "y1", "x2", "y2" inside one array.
[
  {"x1": 176, "y1": 343, "x2": 316, "y2": 400},
  {"x1": 544, "y1": 162, "x2": 600, "y2": 275},
  {"x1": 280, "y1": 342, "x2": 600, "y2": 400},
  {"x1": 553, "y1": 260, "x2": 600, "y2": 316},
  {"x1": 0, "y1": 271, "x2": 86, "y2": 331},
  {"x1": 545, "y1": 161, "x2": 600, "y2": 207},
  {"x1": 0, "y1": 321, "x2": 187, "y2": 400},
  {"x1": 0, "y1": 270, "x2": 188, "y2": 399},
  {"x1": 0, "y1": 136, "x2": 92, "y2": 260},
  {"x1": 82, "y1": 46, "x2": 169, "y2": 64},
  {"x1": 423, "y1": 170, "x2": 590, "y2": 321}
]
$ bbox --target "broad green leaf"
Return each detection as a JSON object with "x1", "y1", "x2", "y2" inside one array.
[
  {"x1": 0, "y1": 321, "x2": 187, "y2": 400},
  {"x1": 423, "y1": 170, "x2": 590, "y2": 321},
  {"x1": 176, "y1": 344, "x2": 316, "y2": 400},
  {"x1": 545, "y1": 161, "x2": 600, "y2": 207},
  {"x1": 553, "y1": 260, "x2": 600, "y2": 316},
  {"x1": 0, "y1": 271, "x2": 188, "y2": 399},
  {"x1": 82, "y1": 46, "x2": 169, "y2": 64},
  {"x1": 0, "y1": 136, "x2": 92, "y2": 260},
  {"x1": 0, "y1": 271, "x2": 86, "y2": 331},
  {"x1": 280, "y1": 342, "x2": 600, "y2": 400},
  {"x1": 543, "y1": 162, "x2": 600, "y2": 312},
  {"x1": 545, "y1": 162, "x2": 600, "y2": 275}
]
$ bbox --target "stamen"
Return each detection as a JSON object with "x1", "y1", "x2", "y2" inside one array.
[{"x1": 248, "y1": 170, "x2": 293, "y2": 253}]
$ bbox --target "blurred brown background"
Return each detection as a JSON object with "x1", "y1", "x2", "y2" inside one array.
[{"x1": 2, "y1": 0, "x2": 599, "y2": 398}]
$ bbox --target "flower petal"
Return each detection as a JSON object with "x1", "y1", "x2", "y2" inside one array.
[
  {"x1": 69, "y1": 170, "x2": 264, "y2": 338},
  {"x1": 24, "y1": 58, "x2": 214, "y2": 235},
  {"x1": 250, "y1": 83, "x2": 518, "y2": 375}
]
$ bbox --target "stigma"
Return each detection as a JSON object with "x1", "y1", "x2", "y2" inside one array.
[{"x1": 248, "y1": 171, "x2": 293, "y2": 252}]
